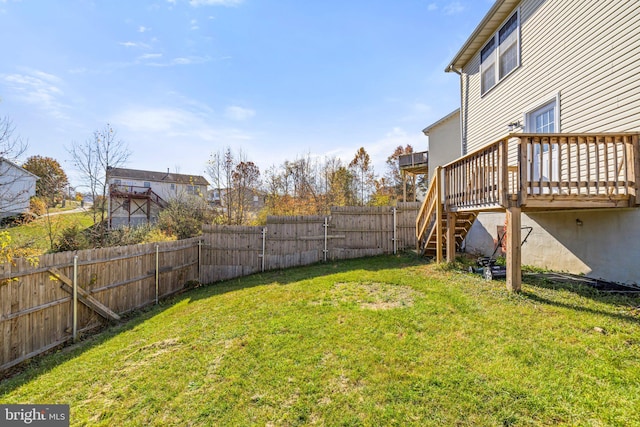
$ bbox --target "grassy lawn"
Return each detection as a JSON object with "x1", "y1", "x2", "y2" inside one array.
[
  {"x1": 1, "y1": 254, "x2": 639, "y2": 426},
  {"x1": 2, "y1": 210, "x2": 95, "y2": 254}
]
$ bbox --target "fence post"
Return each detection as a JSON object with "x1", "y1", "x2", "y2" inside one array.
[
  {"x1": 155, "y1": 244, "x2": 159, "y2": 304},
  {"x1": 323, "y1": 217, "x2": 329, "y2": 262},
  {"x1": 393, "y1": 207, "x2": 397, "y2": 254},
  {"x1": 261, "y1": 227, "x2": 267, "y2": 272},
  {"x1": 198, "y1": 240, "x2": 202, "y2": 283},
  {"x1": 73, "y1": 255, "x2": 78, "y2": 342}
]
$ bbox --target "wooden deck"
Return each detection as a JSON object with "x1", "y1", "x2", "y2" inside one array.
[
  {"x1": 443, "y1": 133, "x2": 639, "y2": 212},
  {"x1": 417, "y1": 132, "x2": 640, "y2": 291}
]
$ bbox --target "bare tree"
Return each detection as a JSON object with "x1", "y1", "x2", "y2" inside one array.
[
  {"x1": 0, "y1": 116, "x2": 30, "y2": 219},
  {"x1": 349, "y1": 147, "x2": 376, "y2": 206},
  {"x1": 68, "y1": 124, "x2": 130, "y2": 237},
  {"x1": 207, "y1": 147, "x2": 235, "y2": 224},
  {"x1": 0, "y1": 116, "x2": 27, "y2": 161}
]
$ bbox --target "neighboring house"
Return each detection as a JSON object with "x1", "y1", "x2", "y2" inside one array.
[
  {"x1": 418, "y1": 0, "x2": 640, "y2": 289},
  {"x1": 107, "y1": 167, "x2": 209, "y2": 228},
  {"x1": 422, "y1": 109, "x2": 461, "y2": 184},
  {"x1": 0, "y1": 158, "x2": 38, "y2": 219}
]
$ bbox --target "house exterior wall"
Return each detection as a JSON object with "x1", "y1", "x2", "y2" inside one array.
[
  {"x1": 454, "y1": 0, "x2": 640, "y2": 284},
  {"x1": 465, "y1": 209, "x2": 640, "y2": 285},
  {"x1": 461, "y1": 0, "x2": 640, "y2": 153},
  {"x1": 108, "y1": 173, "x2": 207, "y2": 228},
  {"x1": 424, "y1": 110, "x2": 461, "y2": 182},
  {"x1": 0, "y1": 161, "x2": 37, "y2": 218}
]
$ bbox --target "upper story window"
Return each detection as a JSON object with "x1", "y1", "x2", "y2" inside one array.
[
  {"x1": 143, "y1": 181, "x2": 151, "y2": 188},
  {"x1": 481, "y1": 10, "x2": 520, "y2": 95}
]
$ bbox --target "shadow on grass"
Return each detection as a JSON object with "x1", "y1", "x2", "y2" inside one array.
[
  {"x1": 519, "y1": 274, "x2": 640, "y2": 324},
  {"x1": 0, "y1": 253, "x2": 427, "y2": 393},
  {"x1": 0, "y1": 295, "x2": 181, "y2": 393},
  {"x1": 186, "y1": 252, "x2": 428, "y2": 303}
]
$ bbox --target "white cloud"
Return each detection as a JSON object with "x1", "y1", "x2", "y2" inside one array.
[
  {"x1": 443, "y1": 1, "x2": 465, "y2": 15},
  {"x1": 225, "y1": 106, "x2": 255, "y2": 121},
  {"x1": 190, "y1": 19, "x2": 199, "y2": 30},
  {"x1": 427, "y1": 3, "x2": 438, "y2": 11},
  {"x1": 139, "y1": 55, "x2": 212, "y2": 67},
  {"x1": 189, "y1": 0, "x2": 243, "y2": 7},
  {"x1": 119, "y1": 41, "x2": 151, "y2": 49},
  {"x1": 110, "y1": 106, "x2": 254, "y2": 172},
  {"x1": 1, "y1": 70, "x2": 69, "y2": 119},
  {"x1": 138, "y1": 25, "x2": 150, "y2": 33},
  {"x1": 139, "y1": 53, "x2": 163, "y2": 60}
]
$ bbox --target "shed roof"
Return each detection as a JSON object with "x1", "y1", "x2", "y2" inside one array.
[
  {"x1": 107, "y1": 167, "x2": 209, "y2": 186},
  {"x1": 446, "y1": 0, "x2": 520, "y2": 72},
  {"x1": 0, "y1": 157, "x2": 40, "y2": 180}
]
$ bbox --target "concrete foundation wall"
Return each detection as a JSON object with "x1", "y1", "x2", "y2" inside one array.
[{"x1": 464, "y1": 208, "x2": 640, "y2": 285}]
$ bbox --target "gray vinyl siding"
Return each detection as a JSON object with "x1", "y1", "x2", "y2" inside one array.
[{"x1": 461, "y1": 0, "x2": 640, "y2": 153}]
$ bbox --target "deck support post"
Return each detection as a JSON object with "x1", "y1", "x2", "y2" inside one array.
[
  {"x1": 446, "y1": 212, "x2": 457, "y2": 262},
  {"x1": 506, "y1": 206, "x2": 522, "y2": 292}
]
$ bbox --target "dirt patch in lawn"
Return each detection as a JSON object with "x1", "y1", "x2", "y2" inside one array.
[{"x1": 320, "y1": 282, "x2": 422, "y2": 310}]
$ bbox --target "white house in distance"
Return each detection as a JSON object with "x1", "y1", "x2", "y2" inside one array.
[
  {"x1": 418, "y1": 0, "x2": 640, "y2": 289},
  {"x1": 422, "y1": 109, "x2": 461, "y2": 184},
  {"x1": 0, "y1": 157, "x2": 38, "y2": 219},
  {"x1": 107, "y1": 167, "x2": 209, "y2": 228}
]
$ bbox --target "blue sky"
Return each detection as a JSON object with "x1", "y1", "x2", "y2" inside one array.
[{"x1": 0, "y1": 0, "x2": 493, "y2": 186}]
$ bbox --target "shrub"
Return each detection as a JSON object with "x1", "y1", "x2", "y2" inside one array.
[
  {"x1": 104, "y1": 225, "x2": 176, "y2": 246},
  {"x1": 158, "y1": 195, "x2": 214, "y2": 240},
  {"x1": 30, "y1": 197, "x2": 47, "y2": 216},
  {"x1": 53, "y1": 224, "x2": 89, "y2": 252}
]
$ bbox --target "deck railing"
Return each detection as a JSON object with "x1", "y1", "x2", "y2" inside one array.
[
  {"x1": 416, "y1": 166, "x2": 442, "y2": 260},
  {"x1": 110, "y1": 185, "x2": 168, "y2": 208},
  {"x1": 443, "y1": 133, "x2": 639, "y2": 211},
  {"x1": 518, "y1": 133, "x2": 639, "y2": 207},
  {"x1": 399, "y1": 151, "x2": 428, "y2": 168},
  {"x1": 443, "y1": 138, "x2": 511, "y2": 211}
]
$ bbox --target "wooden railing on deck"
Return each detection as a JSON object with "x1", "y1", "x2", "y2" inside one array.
[
  {"x1": 518, "y1": 133, "x2": 639, "y2": 207},
  {"x1": 442, "y1": 133, "x2": 639, "y2": 211},
  {"x1": 443, "y1": 138, "x2": 512, "y2": 211},
  {"x1": 416, "y1": 166, "x2": 442, "y2": 260}
]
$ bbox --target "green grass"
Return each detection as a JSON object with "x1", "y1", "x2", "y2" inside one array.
[
  {"x1": 3, "y1": 211, "x2": 95, "y2": 254},
  {"x1": 1, "y1": 254, "x2": 639, "y2": 426}
]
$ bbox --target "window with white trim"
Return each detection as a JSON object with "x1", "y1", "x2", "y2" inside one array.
[{"x1": 480, "y1": 10, "x2": 520, "y2": 94}]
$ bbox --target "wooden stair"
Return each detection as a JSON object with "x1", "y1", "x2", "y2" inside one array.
[
  {"x1": 415, "y1": 166, "x2": 477, "y2": 259},
  {"x1": 421, "y1": 210, "x2": 477, "y2": 257}
]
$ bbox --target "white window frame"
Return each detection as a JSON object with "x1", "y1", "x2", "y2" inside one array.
[{"x1": 480, "y1": 9, "x2": 521, "y2": 95}]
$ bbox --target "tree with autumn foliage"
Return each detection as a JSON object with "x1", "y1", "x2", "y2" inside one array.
[
  {"x1": 22, "y1": 156, "x2": 69, "y2": 207},
  {"x1": 230, "y1": 160, "x2": 261, "y2": 224},
  {"x1": 385, "y1": 144, "x2": 415, "y2": 202}
]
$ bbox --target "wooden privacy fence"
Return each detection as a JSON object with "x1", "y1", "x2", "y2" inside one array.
[
  {"x1": 0, "y1": 239, "x2": 199, "y2": 373},
  {"x1": 199, "y1": 204, "x2": 419, "y2": 283},
  {"x1": 1, "y1": 203, "x2": 418, "y2": 373}
]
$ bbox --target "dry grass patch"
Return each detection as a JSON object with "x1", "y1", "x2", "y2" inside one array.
[{"x1": 313, "y1": 281, "x2": 422, "y2": 310}]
